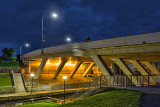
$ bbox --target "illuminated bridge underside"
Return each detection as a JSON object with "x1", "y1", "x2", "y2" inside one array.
[{"x1": 22, "y1": 32, "x2": 160, "y2": 86}]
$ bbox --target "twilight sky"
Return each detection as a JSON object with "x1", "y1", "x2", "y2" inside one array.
[{"x1": 1, "y1": 0, "x2": 160, "y2": 55}]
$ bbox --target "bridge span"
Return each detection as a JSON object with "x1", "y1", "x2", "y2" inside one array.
[{"x1": 22, "y1": 32, "x2": 160, "y2": 89}]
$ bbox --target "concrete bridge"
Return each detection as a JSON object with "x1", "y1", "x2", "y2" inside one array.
[{"x1": 22, "y1": 32, "x2": 160, "y2": 87}]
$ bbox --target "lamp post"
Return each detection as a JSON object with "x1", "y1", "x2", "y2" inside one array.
[
  {"x1": 41, "y1": 13, "x2": 58, "y2": 54},
  {"x1": 30, "y1": 73, "x2": 34, "y2": 95},
  {"x1": 63, "y1": 75, "x2": 67, "y2": 104},
  {"x1": 20, "y1": 43, "x2": 30, "y2": 60}
]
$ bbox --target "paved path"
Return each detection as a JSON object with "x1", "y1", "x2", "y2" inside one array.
[
  {"x1": 141, "y1": 94, "x2": 160, "y2": 107},
  {"x1": 127, "y1": 86, "x2": 160, "y2": 94},
  {"x1": 0, "y1": 88, "x2": 82, "y2": 102},
  {"x1": 126, "y1": 86, "x2": 160, "y2": 107}
]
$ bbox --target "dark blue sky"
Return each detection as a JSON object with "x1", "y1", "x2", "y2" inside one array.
[{"x1": 1, "y1": 0, "x2": 160, "y2": 55}]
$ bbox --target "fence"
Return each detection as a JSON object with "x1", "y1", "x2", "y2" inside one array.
[
  {"x1": 62, "y1": 75, "x2": 160, "y2": 103},
  {"x1": 63, "y1": 76, "x2": 102, "y2": 104},
  {"x1": 103, "y1": 75, "x2": 160, "y2": 87}
]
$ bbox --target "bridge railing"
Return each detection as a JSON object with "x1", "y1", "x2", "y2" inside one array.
[
  {"x1": 62, "y1": 75, "x2": 160, "y2": 103},
  {"x1": 128, "y1": 75, "x2": 160, "y2": 86},
  {"x1": 62, "y1": 76, "x2": 102, "y2": 104},
  {"x1": 62, "y1": 75, "x2": 127, "y2": 104},
  {"x1": 104, "y1": 75, "x2": 160, "y2": 87}
]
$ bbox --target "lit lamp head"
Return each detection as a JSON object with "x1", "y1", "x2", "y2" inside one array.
[
  {"x1": 66, "y1": 37, "x2": 71, "y2": 42},
  {"x1": 52, "y1": 13, "x2": 58, "y2": 18},
  {"x1": 30, "y1": 73, "x2": 34, "y2": 77},
  {"x1": 63, "y1": 75, "x2": 67, "y2": 80},
  {"x1": 25, "y1": 43, "x2": 30, "y2": 47}
]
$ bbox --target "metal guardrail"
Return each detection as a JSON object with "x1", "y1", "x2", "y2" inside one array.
[
  {"x1": 103, "y1": 75, "x2": 160, "y2": 87},
  {"x1": 62, "y1": 75, "x2": 160, "y2": 104},
  {"x1": 62, "y1": 76, "x2": 102, "y2": 104},
  {"x1": 62, "y1": 75, "x2": 118, "y2": 104},
  {"x1": 21, "y1": 71, "x2": 28, "y2": 92}
]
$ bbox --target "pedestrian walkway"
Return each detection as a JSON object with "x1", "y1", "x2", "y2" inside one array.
[
  {"x1": 142, "y1": 94, "x2": 160, "y2": 107},
  {"x1": 126, "y1": 86, "x2": 160, "y2": 107},
  {"x1": 0, "y1": 88, "x2": 82, "y2": 101},
  {"x1": 127, "y1": 86, "x2": 160, "y2": 94}
]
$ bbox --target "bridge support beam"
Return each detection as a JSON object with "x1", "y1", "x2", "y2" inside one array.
[
  {"x1": 112, "y1": 63, "x2": 119, "y2": 75},
  {"x1": 90, "y1": 55, "x2": 113, "y2": 76},
  {"x1": 83, "y1": 63, "x2": 95, "y2": 77},
  {"x1": 143, "y1": 62, "x2": 160, "y2": 75},
  {"x1": 70, "y1": 61, "x2": 83, "y2": 78},
  {"x1": 35, "y1": 57, "x2": 49, "y2": 80},
  {"x1": 111, "y1": 58, "x2": 140, "y2": 86},
  {"x1": 53, "y1": 58, "x2": 68, "y2": 79},
  {"x1": 128, "y1": 60, "x2": 156, "y2": 84},
  {"x1": 128, "y1": 60, "x2": 149, "y2": 75}
]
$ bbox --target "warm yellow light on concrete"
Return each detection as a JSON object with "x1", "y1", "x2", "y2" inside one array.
[
  {"x1": 46, "y1": 59, "x2": 50, "y2": 64},
  {"x1": 63, "y1": 75, "x2": 67, "y2": 80}
]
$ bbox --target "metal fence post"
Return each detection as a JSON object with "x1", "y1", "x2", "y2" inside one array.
[
  {"x1": 125, "y1": 75, "x2": 127, "y2": 89},
  {"x1": 99, "y1": 76, "x2": 101, "y2": 88},
  {"x1": 117, "y1": 76, "x2": 118, "y2": 87},
  {"x1": 130, "y1": 75, "x2": 132, "y2": 86}
]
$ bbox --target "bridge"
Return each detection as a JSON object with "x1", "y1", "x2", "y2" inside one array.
[{"x1": 21, "y1": 32, "x2": 160, "y2": 91}]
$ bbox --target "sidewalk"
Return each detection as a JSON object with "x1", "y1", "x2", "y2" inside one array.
[
  {"x1": 0, "y1": 88, "x2": 81, "y2": 101},
  {"x1": 142, "y1": 94, "x2": 160, "y2": 107},
  {"x1": 126, "y1": 86, "x2": 160, "y2": 107},
  {"x1": 126, "y1": 86, "x2": 160, "y2": 94}
]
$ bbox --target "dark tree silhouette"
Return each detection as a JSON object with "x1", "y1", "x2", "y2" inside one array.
[{"x1": 2, "y1": 48, "x2": 16, "y2": 61}]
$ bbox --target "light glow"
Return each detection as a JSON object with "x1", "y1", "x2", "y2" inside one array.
[
  {"x1": 25, "y1": 43, "x2": 30, "y2": 47},
  {"x1": 52, "y1": 13, "x2": 58, "y2": 18},
  {"x1": 66, "y1": 37, "x2": 71, "y2": 42},
  {"x1": 30, "y1": 73, "x2": 34, "y2": 77},
  {"x1": 63, "y1": 75, "x2": 67, "y2": 80},
  {"x1": 46, "y1": 59, "x2": 50, "y2": 64}
]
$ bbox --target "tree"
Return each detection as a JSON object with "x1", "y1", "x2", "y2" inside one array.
[{"x1": 2, "y1": 48, "x2": 16, "y2": 61}]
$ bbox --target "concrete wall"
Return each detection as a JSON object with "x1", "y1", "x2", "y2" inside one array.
[
  {"x1": 0, "y1": 67, "x2": 20, "y2": 73},
  {"x1": 24, "y1": 73, "x2": 102, "y2": 87},
  {"x1": 27, "y1": 82, "x2": 90, "y2": 92}
]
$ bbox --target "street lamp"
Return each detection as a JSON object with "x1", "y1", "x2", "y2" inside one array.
[
  {"x1": 20, "y1": 43, "x2": 30, "y2": 60},
  {"x1": 30, "y1": 73, "x2": 34, "y2": 95},
  {"x1": 41, "y1": 13, "x2": 58, "y2": 54},
  {"x1": 63, "y1": 75, "x2": 67, "y2": 104}
]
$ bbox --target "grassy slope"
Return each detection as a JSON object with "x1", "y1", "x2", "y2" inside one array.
[
  {"x1": 0, "y1": 73, "x2": 13, "y2": 88},
  {"x1": 62, "y1": 89, "x2": 142, "y2": 107},
  {"x1": 0, "y1": 61, "x2": 19, "y2": 67},
  {"x1": 20, "y1": 89, "x2": 142, "y2": 107}
]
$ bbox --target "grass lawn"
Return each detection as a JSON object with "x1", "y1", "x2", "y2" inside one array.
[
  {"x1": 19, "y1": 101, "x2": 61, "y2": 107},
  {"x1": 0, "y1": 73, "x2": 13, "y2": 88},
  {"x1": 0, "y1": 61, "x2": 19, "y2": 67},
  {"x1": 20, "y1": 89, "x2": 143, "y2": 107}
]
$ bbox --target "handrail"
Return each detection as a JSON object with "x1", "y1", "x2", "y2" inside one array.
[
  {"x1": 21, "y1": 71, "x2": 28, "y2": 92},
  {"x1": 62, "y1": 75, "x2": 102, "y2": 104},
  {"x1": 62, "y1": 75, "x2": 160, "y2": 104}
]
